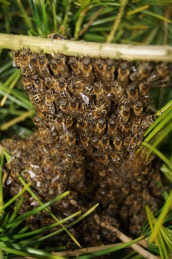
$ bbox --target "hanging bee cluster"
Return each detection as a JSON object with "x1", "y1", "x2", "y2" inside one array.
[{"x1": 2, "y1": 38, "x2": 172, "y2": 246}]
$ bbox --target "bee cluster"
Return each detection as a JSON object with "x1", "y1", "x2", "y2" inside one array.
[{"x1": 2, "y1": 41, "x2": 172, "y2": 247}]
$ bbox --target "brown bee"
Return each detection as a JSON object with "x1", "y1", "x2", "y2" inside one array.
[
  {"x1": 131, "y1": 118, "x2": 141, "y2": 135},
  {"x1": 34, "y1": 93, "x2": 44, "y2": 105},
  {"x1": 120, "y1": 121, "x2": 131, "y2": 137},
  {"x1": 33, "y1": 78, "x2": 46, "y2": 95},
  {"x1": 91, "y1": 105, "x2": 107, "y2": 119},
  {"x1": 133, "y1": 101, "x2": 143, "y2": 117},
  {"x1": 141, "y1": 114, "x2": 156, "y2": 130},
  {"x1": 156, "y1": 62, "x2": 169, "y2": 78},
  {"x1": 139, "y1": 82, "x2": 150, "y2": 96},
  {"x1": 56, "y1": 111, "x2": 64, "y2": 125},
  {"x1": 49, "y1": 58, "x2": 59, "y2": 77},
  {"x1": 113, "y1": 136, "x2": 124, "y2": 156},
  {"x1": 96, "y1": 118, "x2": 106, "y2": 136},
  {"x1": 117, "y1": 61, "x2": 130, "y2": 84},
  {"x1": 56, "y1": 54, "x2": 69, "y2": 78},
  {"x1": 130, "y1": 71, "x2": 138, "y2": 82},
  {"x1": 45, "y1": 90, "x2": 55, "y2": 114},
  {"x1": 126, "y1": 84, "x2": 139, "y2": 103},
  {"x1": 69, "y1": 96, "x2": 79, "y2": 111},
  {"x1": 82, "y1": 84, "x2": 94, "y2": 96},
  {"x1": 108, "y1": 117, "x2": 118, "y2": 137},
  {"x1": 66, "y1": 131, "x2": 76, "y2": 147},
  {"x1": 103, "y1": 59, "x2": 116, "y2": 86},
  {"x1": 69, "y1": 56, "x2": 82, "y2": 79},
  {"x1": 128, "y1": 135, "x2": 141, "y2": 151},
  {"x1": 39, "y1": 127, "x2": 54, "y2": 144},
  {"x1": 30, "y1": 53, "x2": 39, "y2": 69},
  {"x1": 120, "y1": 105, "x2": 130, "y2": 124},
  {"x1": 59, "y1": 99, "x2": 69, "y2": 113},
  {"x1": 80, "y1": 133, "x2": 89, "y2": 146},
  {"x1": 121, "y1": 182, "x2": 130, "y2": 195},
  {"x1": 65, "y1": 115, "x2": 73, "y2": 129},
  {"x1": 120, "y1": 206, "x2": 128, "y2": 219},
  {"x1": 138, "y1": 62, "x2": 153, "y2": 80},
  {"x1": 76, "y1": 117, "x2": 87, "y2": 132},
  {"x1": 93, "y1": 58, "x2": 105, "y2": 78},
  {"x1": 123, "y1": 136, "x2": 131, "y2": 150},
  {"x1": 14, "y1": 51, "x2": 22, "y2": 68},
  {"x1": 131, "y1": 180, "x2": 140, "y2": 191},
  {"x1": 38, "y1": 53, "x2": 50, "y2": 77},
  {"x1": 80, "y1": 57, "x2": 94, "y2": 83},
  {"x1": 58, "y1": 77, "x2": 67, "y2": 92}
]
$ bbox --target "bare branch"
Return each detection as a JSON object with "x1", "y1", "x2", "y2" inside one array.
[{"x1": 0, "y1": 33, "x2": 172, "y2": 61}]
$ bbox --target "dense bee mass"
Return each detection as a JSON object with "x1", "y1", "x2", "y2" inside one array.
[{"x1": 2, "y1": 39, "x2": 172, "y2": 247}]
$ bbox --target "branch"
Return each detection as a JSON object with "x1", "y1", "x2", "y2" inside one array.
[
  {"x1": 0, "y1": 34, "x2": 172, "y2": 61},
  {"x1": 94, "y1": 214, "x2": 160, "y2": 259}
]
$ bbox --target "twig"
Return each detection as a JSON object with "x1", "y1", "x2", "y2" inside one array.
[
  {"x1": 0, "y1": 34, "x2": 172, "y2": 61},
  {"x1": 79, "y1": 7, "x2": 104, "y2": 37},
  {"x1": 94, "y1": 214, "x2": 160, "y2": 259},
  {"x1": 106, "y1": 0, "x2": 128, "y2": 43}
]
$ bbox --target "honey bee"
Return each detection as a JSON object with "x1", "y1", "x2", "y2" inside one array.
[
  {"x1": 126, "y1": 84, "x2": 139, "y2": 103},
  {"x1": 139, "y1": 82, "x2": 150, "y2": 96},
  {"x1": 30, "y1": 53, "x2": 39, "y2": 69},
  {"x1": 130, "y1": 71, "x2": 138, "y2": 82},
  {"x1": 56, "y1": 54, "x2": 69, "y2": 78},
  {"x1": 93, "y1": 58, "x2": 105, "y2": 78},
  {"x1": 138, "y1": 62, "x2": 153, "y2": 80},
  {"x1": 80, "y1": 133, "x2": 89, "y2": 146},
  {"x1": 128, "y1": 135, "x2": 141, "y2": 151},
  {"x1": 123, "y1": 136, "x2": 131, "y2": 150},
  {"x1": 69, "y1": 96, "x2": 79, "y2": 111},
  {"x1": 66, "y1": 132, "x2": 76, "y2": 147},
  {"x1": 108, "y1": 117, "x2": 118, "y2": 137},
  {"x1": 141, "y1": 114, "x2": 156, "y2": 130},
  {"x1": 14, "y1": 51, "x2": 22, "y2": 68},
  {"x1": 131, "y1": 180, "x2": 140, "y2": 191},
  {"x1": 45, "y1": 90, "x2": 55, "y2": 114},
  {"x1": 120, "y1": 105, "x2": 130, "y2": 124},
  {"x1": 69, "y1": 56, "x2": 82, "y2": 79},
  {"x1": 80, "y1": 57, "x2": 94, "y2": 83},
  {"x1": 120, "y1": 121, "x2": 131, "y2": 137},
  {"x1": 21, "y1": 49, "x2": 30, "y2": 66},
  {"x1": 113, "y1": 136, "x2": 124, "y2": 156},
  {"x1": 59, "y1": 99, "x2": 69, "y2": 113},
  {"x1": 120, "y1": 206, "x2": 128, "y2": 219},
  {"x1": 39, "y1": 127, "x2": 54, "y2": 144},
  {"x1": 117, "y1": 61, "x2": 130, "y2": 84},
  {"x1": 76, "y1": 117, "x2": 87, "y2": 132},
  {"x1": 33, "y1": 78, "x2": 46, "y2": 95},
  {"x1": 91, "y1": 105, "x2": 107, "y2": 119},
  {"x1": 156, "y1": 62, "x2": 169, "y2": 78},
  {"x1": 103, "y1": 59, "x2": 116, "y2": 86},
  {"x1": 43, "y1": 112, "x2": 56, "y2": 122},
  {"x1": 34, "y1": 93, "x2": 44, "y2": 105},
  {"x1": 133, "y1": 200, "x2": 141, "y2": 214},
  {"x1": 38, "y1": 53, "x2": 50, "y2": 77},
  {"x1": 133, "y1": 101, "x2": 143, "y2": 117},
  {"x1": 58, "y1": 77, "x2": 67, "y2": 92},
  {"x1": 56, "y1": 111, "x2": 64, "y2": 125},
  {"x1": 49, "y1": 58, "x2": 59, "y2": 77},
  {"x1": 96, "y1": 118, "x2": 106, "y2": 136},
  {"x1": 131, "y1": 118, "x2": 141, "y2": 135},
  {"x1": 82, "y1": 84, "x2": 94, "y2": 96},
  {"x1": 121, "y1": 182, "x2": 130, "y2": 195}
]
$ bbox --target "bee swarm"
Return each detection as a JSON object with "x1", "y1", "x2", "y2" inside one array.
[{"x1": 2, "y1": 40, "x2": 172, "y2": 247}]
